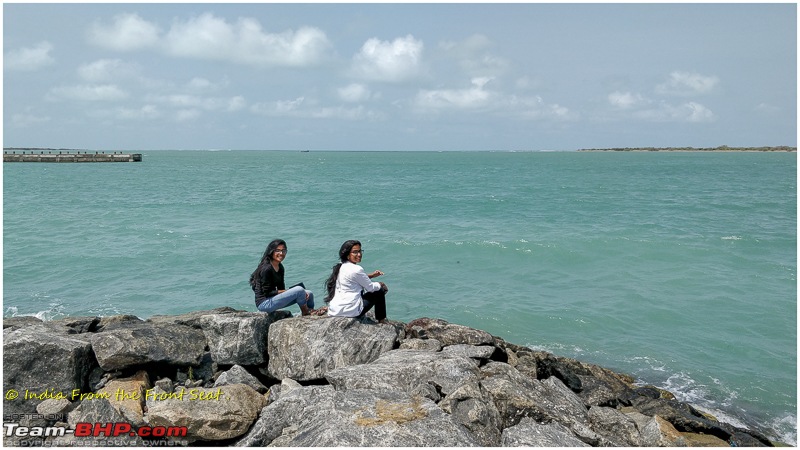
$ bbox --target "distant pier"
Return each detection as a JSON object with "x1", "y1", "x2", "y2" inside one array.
[{"x1": 4, "y1": 148, "x2": 142, "y2": 163}]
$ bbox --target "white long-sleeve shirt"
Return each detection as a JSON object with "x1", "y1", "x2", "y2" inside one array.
[{"x1": 328, "y1": 262, "x2": 382, "y2": 317}]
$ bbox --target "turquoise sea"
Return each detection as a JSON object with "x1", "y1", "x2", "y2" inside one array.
[{"x1": 3, "y1": 150, "x2": 796, "y2": 443}]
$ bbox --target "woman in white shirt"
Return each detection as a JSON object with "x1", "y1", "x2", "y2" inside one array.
[{"x1": 324, "y1": 240, "x2": 389, "y2": 322}]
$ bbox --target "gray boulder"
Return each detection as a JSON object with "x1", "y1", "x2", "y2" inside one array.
[
  {"x1": 479, "y1": 361, "x2": 601, "y2": 446},
  {"x1": 439, "y1": 381, "x2": 503, "y2": 446},
  {"x1": 533, "y1": 350, "x2": 637, "y2": 407},
  {"x1": 588, "y1": 405, "x2": 644, "y2": 446},
  {"x1": 624, "y1": 409, "x2": 687, "y2": 446},
  {"x1": 215, "y1": 365, "x2": 268, "y2": 394},
  {"x1": 630, "y1": 396, "x2": 771, "y2": 445},
  {"x1": 199, "y1": 311, "x2": 282, "y2": 366},
  {"x1": 501, "y1": 417, "x2": 589, "y2": 447},
  {"x1": 441, "y1": 344, "x2": 495, "y2": 360},
  {"x1": 236, "y1": 385, "x2": 479, "y2": 447},
  {"x1": 267, "y1": 316, "x2": 399, "y2": 381},
  {"x1": 147, "y1": 307, "x2": 240, "y2": 327},
  {"x1": 3, "y1": 325, "x2": 96, "y2": 416},
  {"x1": 3, "y1": 315, "x2": 45, "y2": 331},
  {"x1": 95, "y1": 315, "x2": 144, "y2": 332},
  {"x1": 62, "y1": 397, "x2": 145, "y2": 446},
  {"x1": 145, "y1": 384, "x2": 267, "y2": 443},
  {"x1": 36, "y1": 398, "x2": 75, "y2": 417},
  {"x1": 405, "y1": 317, "x2": 494, "y2": 346},
  {"x1": 326, "y1": 349, "x2": 480, "y2": 396},
  {"x1": 399, "y1": 338, "x2": 443, "y2": 351},
  {"x1": 89, "y1": 322, "x2": 206, "y2": 371}
]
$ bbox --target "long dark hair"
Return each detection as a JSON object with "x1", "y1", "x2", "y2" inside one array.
[
  {"x1": 324, "y1": 240, "x2": 361, "y2": 302},
  {"x1": 249, "y1": 239, "x2": 286, "y2": 290}
]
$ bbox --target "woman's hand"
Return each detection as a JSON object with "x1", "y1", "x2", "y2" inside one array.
[
  {"x1": 368, "y1": 270, "x2": 384, "y2": 278},
  {"x1": 379, "y1": 282, "x2": 389, "y2": 293}
]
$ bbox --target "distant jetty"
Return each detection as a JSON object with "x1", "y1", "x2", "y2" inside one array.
[
  {"x1": 3, "y1": 148, "x2": 142, "y2": 163},
  {"x1": 578, "y1": 146, "x2": 796, "y2": 152}
]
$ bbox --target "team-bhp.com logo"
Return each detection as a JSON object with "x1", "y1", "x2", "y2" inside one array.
[{"x1": 5, "y1": 422, "x2": 187, "y2": 439}]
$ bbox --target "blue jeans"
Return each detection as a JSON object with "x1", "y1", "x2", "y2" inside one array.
[{"x1": 257, "y1": 286, "x2": 315, "y2": 313}]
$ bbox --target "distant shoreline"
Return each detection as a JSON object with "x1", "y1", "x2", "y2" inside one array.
[
  {"x1": 578, "y1": 146, "x2": 796, "y2": 152},
  {"x1": 5, "y1": 146, "x2": 797, "y2": 153}
]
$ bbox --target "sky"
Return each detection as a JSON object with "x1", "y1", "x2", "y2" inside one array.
[{"x1": 2, "y1": 3, "x2": 797, "y2": 151}]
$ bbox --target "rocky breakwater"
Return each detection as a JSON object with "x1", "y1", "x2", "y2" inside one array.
[{"x1": 3, "y1": 308, "x2": 773, "y2": 447}]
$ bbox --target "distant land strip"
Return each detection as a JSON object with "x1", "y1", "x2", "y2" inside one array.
[{"x1": 578, "y1": 146, "x2": 796, "y2": 152}]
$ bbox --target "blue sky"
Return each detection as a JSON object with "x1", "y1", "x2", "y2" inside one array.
[{"x1": 3, "y1": 3, "x2": 797, "y2": 151}]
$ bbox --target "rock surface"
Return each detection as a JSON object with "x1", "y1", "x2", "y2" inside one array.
[
  {"x1": 2, "y1": 311, "x2": 774, "y2": 447},
  {"x1": 267, "y1": 316, "x2": 399, "y2": 381},
  {"x1": 89, "y1": 322, "x2": 207, "y2": 370},
  {"x1": 236, "y1": 385, "x2": 479, "y2": 447}
]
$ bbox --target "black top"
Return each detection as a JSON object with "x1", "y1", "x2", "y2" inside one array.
[{"x1": 252, "y1": 263, "x2": 285, "y2": 307}]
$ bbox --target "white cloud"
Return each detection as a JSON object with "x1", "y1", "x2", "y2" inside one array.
[
  {"x1": 506, "y1": 95, "x2": 575, "y2": 121},
  {"x1": 145, "y1": 93, "x2": 245, "y2": 113},
  {"x1": 415, "y1": 77, "x2": 494, "y2": 110},
  {"x1": 164, "y1": 14, "x2": 331, "y2": 67},
  {"x1": 413, "y1": 77, "x2": 573, "y2": 121},
  {"x1": 77, "y1": 59, "x2": 140, "y2": 82},
  {"x1": 656, "y1": 71, "x2": 719, "y2": 96},
  {"x1": 185, "y1": 77, "x2": 232, "y2": 92},
  {"x1": 175, "y1": 109, "x2": 201, "y2": 122},
  {"x1": 187, "y1": 77, "x2": 215, "y2": 90},
  {"x1": 49, "y1": 84, "x2": 129, "y2": 102},
  {"x1": 87, "y1": 13, "x2": 160, "y2": 51},
  {"x1": 683, "y1": 102, "x2": 715, "y2": 122},
  {"x1": 251, "y1": 97, "x2": 381, "y2": 120},
  {"x1": 337, "y1": 83, "x2": 373, "y2": 103},
  {"x1": 608, "y1": 91, "x2": 649, "y2": 109},
  {"x1": 514, "y1": 76, "x2": 541, "y2": 91},
  {"x1": 5, "y1": 41, "x2": 55, "y2": 71},
  {"x1": 755, "y1": 102, "x2": 781, "y2": 114},
  {"x1": 228, "y1": 96, "x2": 247, "y2": 112},
  {"x1": 439, "y1": 34, "x2": 508, "y2": 77},
  {"x1": 88, "y1": 105, "x2": 162, "y2": 121},
  {"x1": 351, "y1": 35, "x2": 425, "y2": 82},
  {"x1": 634, "y1": 101, "x2": 716, "y2": 123}
]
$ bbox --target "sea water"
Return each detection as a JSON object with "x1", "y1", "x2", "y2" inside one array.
[{"x1": 3, "y1": 150, "x2": 796, "y2": 443}]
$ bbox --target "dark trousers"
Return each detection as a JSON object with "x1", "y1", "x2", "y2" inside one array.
[{"x1": 358, "y1": 289, "x2": 387, "y2": 321}]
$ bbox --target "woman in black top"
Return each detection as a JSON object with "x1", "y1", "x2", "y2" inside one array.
[{"x1": 249, "y1": 239, "x2": 318, "y2": 315}]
